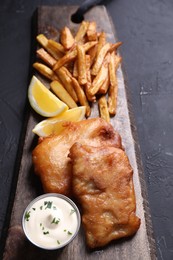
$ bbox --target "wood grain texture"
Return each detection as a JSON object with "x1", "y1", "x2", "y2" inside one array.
[{"x1": 3, "y1": 6, "x2": 156, "y2": 260}]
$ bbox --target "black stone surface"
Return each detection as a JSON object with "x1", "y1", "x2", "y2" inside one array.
[{"x1": 0, "y1": 0, "x2": 173, "y2": 259}]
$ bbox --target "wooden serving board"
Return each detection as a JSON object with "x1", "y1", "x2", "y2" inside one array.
[{"x1": 3, "y1": 5, "x2": 157, "y2": 260}]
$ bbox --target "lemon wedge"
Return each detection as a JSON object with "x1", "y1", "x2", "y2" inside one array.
[
  {"x1": 32, "y1": 106, "x2": 86, "y2": 137},
  {"x1": 28, "y1": 76, "x2": 68, "y2": 117}
]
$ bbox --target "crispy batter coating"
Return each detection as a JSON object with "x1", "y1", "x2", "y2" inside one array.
[
  {"x1": 69, "y1": 143, "x2": 141, "y2": 248},
  {"x1": 32, "y1": 118, "x2": 122, "y2": 196}
]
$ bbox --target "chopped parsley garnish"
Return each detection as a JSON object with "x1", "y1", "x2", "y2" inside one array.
[
  {"x1": 57, "y1": 240, "x2": 60, "y2": 245},
  {"x1": 43, "y1": 231, "x2": 49, "y2": 235},
  {"x1": 64, "y1": 229, "x2": 67, "y2": 232},
  {"x1": 44, "y1": 201, "x2": 53, "y2": 209},
  {"x1": 51, "y1": 217, "x2": 60, "y2": 224},
  {"x1": 40, "y1": 223, "x2": 42, "y2": 227},
  {"x1": 40, "y1": 206, "x2": 43, "y2": 210},
  {"x1": 67, "y1": 231, "x2": 72, "y2": 235},
  {"x1": 53, "y1": 206, "x2": 57, "y2": 210},
  {"x1": 32, "y1": 208, "x2": 36, "y2": 211},
  {"x1": 70, "y1": 209, "x2": 76, "y2": 215},
  {"x1": 24, "y1": 211, "x2": 31, "y2": 221}
]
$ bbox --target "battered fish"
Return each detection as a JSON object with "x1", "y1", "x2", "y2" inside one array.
[
  {"x1": 32, "y1": 118, "x2": 122, "y2": 196},
  {"x1": 69, "y1": 143, "x2": 141, "y2": 248}
]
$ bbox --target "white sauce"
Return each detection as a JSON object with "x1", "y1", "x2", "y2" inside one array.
[{"x1": 23, "y1": 195, "x2": 80, "y2": 249}]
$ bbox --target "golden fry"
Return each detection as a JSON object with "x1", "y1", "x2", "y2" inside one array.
[
  {"x1": 47, "y1": 39, "x2": 65, "y2": 60},
  {"x1": 50, "y1": 80, "x2": 77, "y2": 108},
  {"x1": 53, "y1": 41, "x2": 97, "y2": 71},
  {"x1": 87, "y1": 21, "x2": 97, "y2": 41},
  {"x1": 36, "y1": 34, "x2": 65, "y2": 60},
  {"x1": 56, "y1": 67, "x2": 78, "y2": 102},
  {"x1": 87, "y1": 44, "x2": 98, "y2": 68},
  {"x1": 96, "y1": 32, "x2": 106, "y2": 56},
  {"x1": 48, "y1": 39, "x2": 65, "y2": 53},
  {"x1": 36, "y1": 34, "x2": 48, "y2": 48},
  {"x1": 98, "y1": 95, "x2": 110, "y2": 122},
  {"x1": 88, "y1": 54, "x2": 109, "y2": 96},
  {"x1": 85, "y1": 55, "x2": 96, "y2": 102},
  {"x1": 77, "y1": 45, "x2": 87, "y2": 85},
  {"x1": 83, "y1": 41, "x2": 98, "y2": 52},
  {"x1": 53, "y1": 48, "x2": 77, "y2": 71},
  {"x1": 91, "y1": 42, "x2": 110, "y2": 75},
  {"x1": 60, "y1": 26, "x2": 75, "y2": 50},
  {"x1": 33, "y1": 62, "x2": 58, "y2": 81},
  {"x1": 36, "y1": 48, "x2": 56, "y2": 67},
  {"x1": 71, "y1": 77, "x2": 91, "y2": 117},
  {"x1": 109, "y1": 42, "x2": 123, "y2": 53},
  {"x1": 114, "y1": 55, "x2": 122, "y2": 70},
  {"x1": 75, "y1": 21, "x2": 89, "y2": 43},
  {"x1": 98, "y1": 76, "x2": 110, "y2": 94},
  {"x1": 73, "y1": 59, "x2": 78, "y2": 78},
  {"x1": 108, "y1": 52, "x2": 118, "y2": 115}
]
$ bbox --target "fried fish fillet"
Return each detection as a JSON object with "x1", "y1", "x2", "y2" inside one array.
[
  {"x1": 69, "y1": 143, "x2": 141, "y2": 248},
  {"x1": 32, "y1": 118, "x2": 122, "y2": 196}
]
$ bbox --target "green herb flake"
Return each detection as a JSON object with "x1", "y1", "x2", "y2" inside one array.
[
  {"x1": 67, "y1": 231, "x2": 72, "y2": 235},
  {"x1": 40, "y1": 206, "x2": 43, "y2": 210},
  {"x1": 57, "y1": 240, "x2": 60, "y2": 245},
  {"x1": 32, "y1": 208, "x2": 36, "y2": 211},
  {"x1": 51, "y1": 217, "x2": 60, "y2": 224},
  {"x1": 40, "y1": 223, "x2": 42, "y2": 227},
  {"x1": 44, "y1": 201, "x2": 53, "y2": 209},
  {"x1": 43, "y1": 231, "x2": 49, "y2": 235},
  {"x1": 24, "y1": 211, "x2": 31, "y2": 221},
  {"x1": 64, "y1": 229, "x2": 67, "y2": 232},
  {"x1": 70, "y1": 209, "x2": 76, "y2": 215},
  {"x1": 53, "y1": 206, "x2": 57, "y2": 210}
]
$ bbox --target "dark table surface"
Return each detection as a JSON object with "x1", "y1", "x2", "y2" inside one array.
[{"x1": 0, "y1": 0, "x2": 173, "y2": 259}]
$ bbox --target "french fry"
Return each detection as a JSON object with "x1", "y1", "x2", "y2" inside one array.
[
  {"x1": 60, "y1": 26, "x2": 75, "y2": 50},
  {"x1": 71, "y1": 77, "x2": 91, "y2": 117},
  {"x1": 88, "y1": 54, "x2": 109, "y2": 96},
  {"x1": 98, "y1": 55, "x2": 121, "y2": 94},
  {"x1": 109, "y1": 42, "x2": 123, "y2": 53},
  {"x1": 47, "y1": 39, "x2": 64, "y2": 60},
  {"x1": 33, "y1": 62, "x2": 58, "y2": 81},
  {"x1": 114, "y1": 55, "x2": 122, "y2": 70},
  {"x1": 98, "y1": 95, "x2": 110, "y2": 122},
  {"x1": 53, "y1": 48, "x2": 77, "y2": 71},
  {"x1": 87, "y1": 44, "x2": 98, "y2": 68},
  {"x1": 91, "y1": 42, "x2": 110, "y2": 75},
  {"x1": 96, "y1": 32, "x2": 106, "y2": 56},
  {"x1": 48, "y1": 39, "x2": 65, "y2": 53},
  {"x1": 83, "y1": 41, "x2": 98, "y2": 52},
  {"x1": 36, "y1": 34, "x2": 65, "y2": 60},
  {"x1": 77, "y1": 44, "x2": 87, "y2": 85},
  {"x1": 85, "y1": 55, "x2": 96, "y2": 102},
  {"x1": 36, "y1": 34, "x2": 48, "y2": 49},
  {"x1": 73, "y1": 59, "x2": 78, "y2": 78},
  {"x1": 98, "y1": 76, "x2": 110, "y2": 94},
  {"x1": 87, "y1": 21, "x2": 97, "y2": 41},
  {"x1": 37, "y1": 48, "x2": 56, "y2": 67},
  {"x1": 50, "y1": 80, "x2": 77, "y2": 108},
  {"x1": 53, "y1": 41, "x2": 97, "y2": 71},
  {"x1": 75, "y1": 21, "x2": 89, "y2": 43},
  {"x1": 56, "y1": 66, "x2": 78, "y2": 102},
  {"x1": 108, "y1": 52, "x2": 118, "y2": 115}
]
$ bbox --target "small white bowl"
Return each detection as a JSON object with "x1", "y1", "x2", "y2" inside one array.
[{"x1": 22, "y1": 193, "x2": 81, "y2": 250}]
